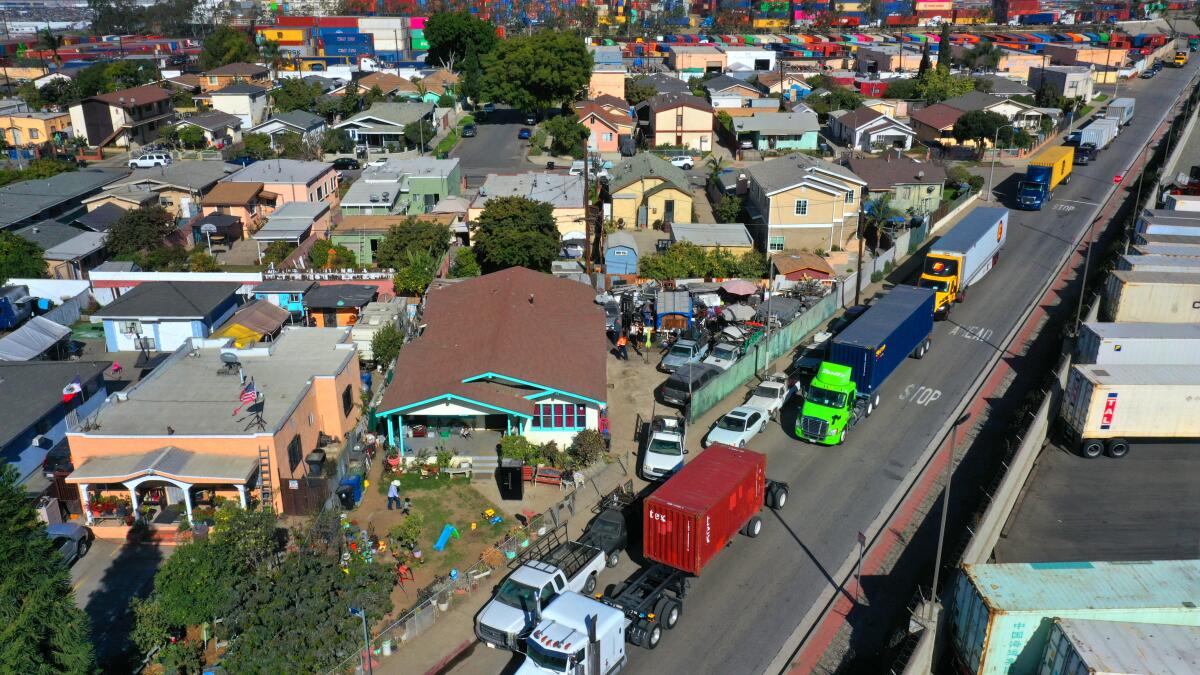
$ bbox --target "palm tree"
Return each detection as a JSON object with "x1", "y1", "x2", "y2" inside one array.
[
  {"x1": 38, "y1": 27, "x2": 63, "y2": 68},
  {"x1": 855, "y1": 193, "x2": 900, "y2": 304},
  {"x1": 259, "y1": 40, "x2": 283, "y2": 83},
  {"x1": 706, "y1": 155, "x2": 729, "y2": 183}
]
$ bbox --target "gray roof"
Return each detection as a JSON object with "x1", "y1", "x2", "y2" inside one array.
[
  {"x1": 92, "y1": 281, "x2": 240, "y2": 320},
  {"x1": 942, "y1": 91, "x2": 1007, "y2": 112},
  {"x1": 73, "y1": 328, "x2": 354, "y2": 436},
  {"x1": 606, "y1": 232, "x2": 639, "y2": 254},
  {"x1": 254, "y1": 280, "x2": 317, "y2": 294},
  {"x1": 179, "y1": 110, "x2": 242, "y2": 131},
  {"x1": 267, "y1": 109, "x2": 324, "y2": 132},
  {"x1": 844, "y1": 153, "x2": 947, "y2": 190},
  {"x1": 639, "y1": 92, "x2": 713, "y2": 113},
  {"x1": 44, "y1": 230, "x2": 106, "y2": 261},
  {"x1": 226, "y1": 159, "x2": 332, "y2": 185},
  {"x1": 705, "y1": 74, "x2": 759, "y2": 95},
  {"x1": 637, "y1": 73, "x2": 692, "y2": 95},
  {"x1": 337, "y1": 102, "x2": 434, "y2": 131},
  {"x1": 253, "y1": 201, "x2": 327, "y2": 241},
  {"x1": 671, "y1": 222, "x2": 753, "y2": 248},
  {"x1": 0, "y1": 360, "x2": 109, "y2": 451},
  {"x1": 734, "y1": 111, "x2": 820, "y2": 135},
  {"x1": 304, "y1": 284, "x2": 377, "y2": 309},
  {"x1": 14, "y1": 220, "x2": 85, "y2": 250},
  {"x1": 211, "y1": 82, "x2": 269, "y2": 96},
  {"x1": 746, "y1": 153, "x2": 865, "y2": 195},
  {"x1": 74, "y1": 202, "x2": 127, "y2": 232},
  {"x1": 977, "y1": 74, "x2": 1034, "y2": 96},
  {"x1": 0, "y1": 169, "x2": 126, "y2": 229},
  {"x1": 93, "y1": 260, "x2": 139, "y2": 272},
  {"x1": 68, "y1": 446, "x2": 258, "y2": 483},
  {"x1": 473, "y1": 172, "x2": 584, "y2": 211},
  {"x1": 608, "y1": 153, "x2": 690, "y2": 194},
  {"x1": 110, "y1": 161, "x2": 240, "y2": 192}
]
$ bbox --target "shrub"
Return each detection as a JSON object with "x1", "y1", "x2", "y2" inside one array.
[
  {"x1": 390, "y1": 512, "x2": 425, "y2": 550},
  {"x1": 569, "y1": 429, "x2": 606, "y2": 468},
  {"x1": 499, "y1": 435, "x2": 542, "y2": 465}
]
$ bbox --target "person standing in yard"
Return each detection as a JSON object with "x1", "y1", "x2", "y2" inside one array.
[
  {"x1": 616, "y1": 333, "x2": 629, "y2": 360},
  {"x1": 387, "y1": 479, "x2": 402, "y2": 510}
]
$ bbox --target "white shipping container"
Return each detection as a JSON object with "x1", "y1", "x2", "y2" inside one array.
[
  {"x1": 1038, "y1": 618, "x2": 1200, "y2": 675},
  {"x1": 1060, "y1": 364, "x2": 1200, "y2": 447},
  {"x1": 1165, "y1": 193, "x2": 1200, "y2": 212},
  {"x1": 1117, "y1": 253, "x2": 1200, "y2": 272},
  {"x1": 1103, "y1": 270, "x2": 1200, "y2": 323},
  {"x1": 359, "y1": 17, "x2": 409, "y2": 29},
  {"x1": 1131, "y1": 242, "x2": 1200, "y2": 256},
  {"x1": 1076, "y1": 321, "x2": 1200, "y2": 365}
]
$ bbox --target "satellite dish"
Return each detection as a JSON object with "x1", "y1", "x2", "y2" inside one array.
[
  {"x1": 201, "y1": 223, "x2": 218, "y2": 234},
  {"x1": 220, "y1": 352, "x2": 241, "y2": 366}
]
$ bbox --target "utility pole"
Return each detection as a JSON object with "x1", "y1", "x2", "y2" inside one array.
[
  {"x1": 930, "y1": 413, "x2": 970, "y2": 616},
  {"x1": 583, "y1": 149, "x2": 593, "y2": 276}
]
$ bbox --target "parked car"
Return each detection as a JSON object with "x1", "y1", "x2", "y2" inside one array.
[
  {"x1": 525, "y1": 112, "x2": 537, "y2": 125},
  {"x1": 47, "y1": 522, "x2": 91, "y2": 566},
  {"x1": 366, "y1": 157, "x2": 388, "y2": 167},
  {"x1": 657, "y1": 364, "x2": 721, "y2": 408},
  {"x1": 659, "y1": 337, "x2": 709, "y2": 373},
  {"x1": 669, "y1": 155, "x2": 694, "y2": 170},
  {"x1": 129, "y1": 152, "x2": 171, "y2": 168},
  {"x1": 1140, "y1": 69, "x2": 1156, "y2": 79},
  {"x1": 331, "y1": 157, "x2": 360, "y2": 170},
  {"x1": 703, "y1": 405, "x2": 768, "y2": 448},
  {"x1": 744, "y1": 373, "x2": 800, "y2": 420},
  {"x1": 461, "y1": 123, "x2": 477, "y2": 137},
  {"x1": 702, "y1": 342, "x2": 743, "y2": 371},
  {"x1": 640, "y1": 414, "x2": 687, "y2": 481},
  {"x1": 518, "y1": 128, "x2": 532, "y2": 140},
  {"x1": 482, "y1": 102, "x2": 496, "y2": 114},
  {"x1": 792, "y1": 332, "x2": 832, "y2": 377}
]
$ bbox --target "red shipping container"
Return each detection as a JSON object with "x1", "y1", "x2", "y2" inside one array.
[
  {"x1": 278, "y1": 15, "x2": 318, "y2": 26},
  {"x1": 643, "y1": 444, "x2": 766, "y2": 576},
  {"x1": 318, "y1": 16, "x2": 359, "y2": 27}
]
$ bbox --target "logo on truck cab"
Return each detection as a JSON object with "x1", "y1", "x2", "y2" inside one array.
[{"x1": 1100, "y1": 392, "x2": 1118, "y2": 430}]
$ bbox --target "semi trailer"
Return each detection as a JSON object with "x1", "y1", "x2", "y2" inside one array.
[
  {"x1": 917, "y1": 207, "x2": 1008, "y2": 317},
  {"x1": 1059, "y1": 364, "x2": 1200, "y2": 458},
  {"x1": 1102, "y1": 270, "x2": 1200, "y2": 323},
  {"x1": 1017, "y1": 145, "x2": 1074, "y2": 210},
  {"x1": 1076, "y1": 321, "x2": 1200, "y2": 366}
]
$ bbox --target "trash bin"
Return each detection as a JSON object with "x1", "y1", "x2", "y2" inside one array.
[
  {"x1": 336, "y1": 485, "x2": 356, "y2": 509},
  {"x1": 339, "y1": 475, "x2": 363, "y2": 502},
  {"x1": 496, "y1": 459, "x2": 524, "y2": 501}
]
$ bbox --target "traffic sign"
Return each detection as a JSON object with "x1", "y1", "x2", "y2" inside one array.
[{"x1": 1113, "y1": 174, "x2": 1123, "y2": 184}]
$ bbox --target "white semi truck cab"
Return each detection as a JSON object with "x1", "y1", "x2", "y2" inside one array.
[{"x1": 516, "y1": 592, "x2": 629, "y2": 675}]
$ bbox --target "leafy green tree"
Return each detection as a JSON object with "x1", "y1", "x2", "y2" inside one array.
[
  {"x1": 392, "y1": 248, "x2": 438, "y2": 295},
  {"x1": 883, "y1": 77, "x2": 920, "y2": 100},
  {"x1": 37, "y1": 28, "x2": 63, "y2": 66},
  {"x1": 482, "y1": 32, "x2": 593, "y2": 112},
  {"x1": 451, "y1": 246, "x2": 481, "y2": 277},
  {"x1": 913, "y1": 66, "x2": 977, "y2": 104},
  {"x1": 827, "y1": 85, "x2": 863, "y2": 111},
  {"x1": 474, "y1": 225, "x2": 559, "y2": 273},
  {"x1": 918, "y1": 41, "x2": 932, "y2": 76},
  {"x1": 713, "y1": 195, "x2": 743, "y2": 223},
  {"x1": 0, "y1": 465, "x2": 95, "y2": 673},
  {"x1": 199, "y1": 26, "x2": 256, "y2": 69},
  {"x1": 261, "y1": 240, "x2": 295, "y2": 266},
  {"x1": 308, "y1": 242, "x2": 357, "y2": 269},
  {"x1": 953, "y1": 110, "x2": 1017, "y2": 156},
  {"x1": 316, "y1": 96, "x2": 344, "y2": 123},
  {"x1": 459, "y1": 45, "x2": 483, "y2": 105},
  {"x1": 106, "y1": 205, "x2": 175, "y2": 257},
  {"x1": 625, "y1": 77, "x2": 657, "y2": 106},
  {"x1": 177, "y1": 124, "x2": 206, "y2": 149},
  {"x1": 638, "y1": 242, "x2": 764, "y2": 280},
  {"x1": 189, "y1": 250, "x2": 220, "y2": 271},
  {"x1": 937, "y1": 23, "x2": 952, "y2": 70},
  {"x1": 271, "y1": 78, "x2": 323, "y2": 113},
  {"x1": 16, "y1": 82, "x2": 46, "y2": 110},
  {"x1": 259, "y1": 39, "x2": 283, "y2": 79},
  {"x1": 403, "y1": 119, "x2": 434, "y2": 151},
  {"x1": 157, "y1": 123, "x2": 179, "y2": 148},
  {"x1": 543, "y1": 113, "x2": 588, "y2": 156},
  {"x1": 105, "y1": 60, "x2": 159, "y2": 91},
  {"x1": 369, "y1": 322, "x2": 404, "y2": 366},
  {"x1": 375, "y1": 218, "x2": 451, "y2": 269},
  {"x1": 959, "y1": 41, "x2": 1002, "y2": 72},
  {"x1": 734, "y1": 251, "x2": 767, "y2": 278},
  {"x1": 424, "y1": 11, "x2": 497, "y2": 68},
  {"x1": 241, "y1": 132, "x2": 275, "y2": 160},
  {"x1": 276, "y1": 131, "x2": 313, "y2": 160},
  {"x1": 319, "y1": 128, "x2": 354, "y2": 155}
]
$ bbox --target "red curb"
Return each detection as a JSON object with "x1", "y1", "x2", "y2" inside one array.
[
  {"x1": 423, "y1": 638, "x2": 474, "y2": 675},
  {"x1": 786, "y1": 101, "x2": 1180, "y2": 674}
]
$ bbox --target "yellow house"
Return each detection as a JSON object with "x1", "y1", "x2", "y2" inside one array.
[
  {"x1": 637, "y1": 93, "x2": 714, "y2": 152},
  {"x1": 745, "y1": 154, "x2": 867, "y2": 253},
  {"x1": 606, "y1": 153, "x2": 694, "y2": 229},
  {"x1": 469, "y1": 172, "x2": 586, "y2": 239},
  {"x1": 0, "y1": 111, "x2": 71, "y2": 146},
  {"x1": 589, "y1": 63, "x2": 627, "y2": 100}
]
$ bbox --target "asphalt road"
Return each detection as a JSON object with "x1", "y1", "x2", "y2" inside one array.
[
  {"x1": 447, "y1": 61, "x2": 1200, "y2": 675},
  {"x1": 451, "y1": 106, "x2": 538, "y2": 186},
  {"x1": 70, "y1": 538, "x2": 169, "y2": 670}
]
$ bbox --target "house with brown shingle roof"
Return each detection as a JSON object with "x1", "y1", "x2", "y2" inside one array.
[
  {"x1": 909, "y1": 103, "x2": 965, "y2": 146},
  {"x1": 200, "y1": 62, "x2": 270, "y2": 92},
  {"x1": 353, "y1": 71, "x2": 420, "y2": 98},
  {"x1": 844, "y1": 151, "x2": 947, "y2": 216},
  {"x1": 68, "y1": 85, "x2": 174, "y2": 148},
  {"x1": 419, "y1": 69, "x2": 459, "y2": 97},
  {"x1": 574, "y1": 100, "x2": 635, "y2": 153},
  {"x1": 636, "y1": 92, "x2": 715, "y2": 152},
  {"x1": 376, "y1": 267, "x2": 607, "y2": 453}
]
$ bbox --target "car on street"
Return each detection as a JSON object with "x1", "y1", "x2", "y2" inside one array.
[
  {"x1": 702, "y1": 342, "x2": 742, "y2": 370},
  {"x1": 366, "y1": 157, "x2": 388, "y2": 167},
  {"x1": 331, "y1": 157, "x2": 360, "y2": 170},
  {"x1": 745, "y1": 373, "x2": 800, "y2": 420},
  {"x1": 792, "y1": 332, "x2": 832, "y2": 377},
  {"x1": 703, "y1": 405, "x2": 768, "y2": 448},
  {"x1": 641, "y1": 414, "x2": 687, "y2": 481},
  {"x1": 669, "y1": 155, "x2": 694, "y2": 170},
  {"x1": 47, "y1": 522, "x2": 91, "y2": 566},
  {"x1": 518, "y1": 127, "x2": 532, "y2": 140},
  {"x1": 461, "y1": 123, "x2": 477, "y2": 137},
  {"x1": 482, "y1": 103, "x2": 496, "y2": 114},
  {"x1": 128, "y1": 152, "x2": 171, "y2": 168},
  {"x1": 1140, "y1": 69, "x2": 1156, "y2": 79}
]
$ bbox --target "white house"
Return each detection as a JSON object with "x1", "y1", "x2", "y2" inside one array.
[
  {"x1": 91, "y1": 281, "x2": 242, "y2": 352},
  {"x1": 247, "y1": 110, "x2": 327, "y2": 149},
  {"x1": 828, "y1": 107, "x2": 916, "y2": 152},
  {"x1": 209, "y1": 82, "x2": 269, "y2": 128}
]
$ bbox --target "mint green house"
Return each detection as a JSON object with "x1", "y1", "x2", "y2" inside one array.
[
  {"x1": 733, "y1": 110, "x2": 821, "y2": 152},
  {"x1": 339, "y1": 157, "x2": 462, "y2": 217}
]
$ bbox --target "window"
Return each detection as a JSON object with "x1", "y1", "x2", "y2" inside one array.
[
  {"x1": 29, "y1": 129, "x2": 39, "y2": 139},
  {"x1": 287, "y1": 434, "x2": 303, "y2": 471},
  {"x1": 342, "y1": 384, "x2": 353, "y2": 417},
  {"x1": 794, "y1": 199, "x2": 808, "y2": 216},
  {"x1": 159, "y1": 196, "x2": 174, "y2": 207},
  {"x1": 676, "y1": 112, "x2": 684, "y2": 126},
  {"x1": 769, "y1": 236, "x2": 785, "y2": 252},
  {"x1": 602, "y1": 132, "x2": 613, "y2": 142},
  {"x1": 845, "y1": 190, "x2": 856, "y2": 204},
  {"x1": 531, "y1": 403, "x2": 586, "y2": 430},
  {"x1": 208, "y1": 76, "x2": 218, "y2": 86},
  {"x1": 289, "y1": 293, "x2": 303, "y2": 303}
]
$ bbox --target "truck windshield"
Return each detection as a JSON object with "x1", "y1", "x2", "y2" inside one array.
[
  {"x1": 806, "y1": 385, "x2": 847, "y2": 408},
  {"x1": 526, "y1": 640, "x2": 571, "y2": 672},
  {"x1": 712, "y1": 345, "x2": 738, "y2": 360},
  {"x1": 921, "y1": 257, "x2": 958, "y2": 278},
  {"x1": 648, "y1": 438, "x2": 683, "y2": 456},
  {"x1": 1018, "y1": 181, "x2": 1041, "y2": 197},
  {"x1": 919, "y1": 278, "x2": 950, "y2": 293},
  {"x1": 494, "y1": 580, "x2": 539, "y2": 611},
  {"x1": 669, "y1": 345, "x2": 693, "y2": 358}
]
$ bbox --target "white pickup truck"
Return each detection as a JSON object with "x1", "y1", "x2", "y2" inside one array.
[{"x1": 476, "y1": 528, "x2": 610, "y2": 650}]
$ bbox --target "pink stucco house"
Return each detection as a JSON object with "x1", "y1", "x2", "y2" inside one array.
[{"x1": 574, "y1": 100, "x2": 635, "y2": 154}]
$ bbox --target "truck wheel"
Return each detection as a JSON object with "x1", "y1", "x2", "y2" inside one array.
[
  {"x1": 645, "y1": 623, "x2": 662, "y2": 649},
  {"x1": 606, "y1": 551, "x2": 621, "y2": 568},
  {"x1": 655, "y1": 597, "x2": 682, "y2": 629},
  {"x1": 1105, "y1": 438, "x2": 1130, "y2": 458},
  {"x1": 866, "y1": 398, "x2": 875, "y2": 416},
  {"x1": 583, "y1": 573, "x2": 597, "y2": 595},
  {"x1": 743, "y1": 516, "x2": 762, "y2": 538},
  {"x1": 1080, "y1": 438, "x2": 1104, "y2": 458},
  {"x1": 768, "y1": 485, "x2": 789, "y2": 510}
]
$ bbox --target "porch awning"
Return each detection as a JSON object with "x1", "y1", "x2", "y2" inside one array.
[
  {"x1": 0, "y1": 316, "x2": 70, "y2": 361},
  {"x1": 66, "y1": 446, "x2": 258, "y2": 485}
]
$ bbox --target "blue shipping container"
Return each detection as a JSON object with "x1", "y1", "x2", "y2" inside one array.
[
  {"x1": 326, "y1": 33, "x2": 373, "y2": 44},
  {"x1": 318, "y1": 26, "x2": 360, "y2": 36},
  {"x1": 828, "y1": 285, "x2": 934, "y2": 395}
]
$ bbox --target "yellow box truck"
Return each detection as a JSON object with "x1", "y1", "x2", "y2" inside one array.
[{"x1": 1017, "y1": 145, "x2": 1074, "y2": 210}]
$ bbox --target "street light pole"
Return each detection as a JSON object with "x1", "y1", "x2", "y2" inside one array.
[
  {"x1": 349, "y1": 607, "x2": 373, "y2": 675},
  {"x1": 1073, "y1": 216, "x2": 1100, "y2": 336},
  {"x1": 929, "y1": 412, "x2": 970, "y2": 615},
  {"x1": 986, "y1": 123, "x2": 1016, "y2": 202}
]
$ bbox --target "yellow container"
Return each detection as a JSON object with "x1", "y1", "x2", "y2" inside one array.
[
  {"x1": 914, "y1": 1, "x2": 953, "y2": 9},
  {"x1": 753, "y1": 19, "x2": 789, "y2": 28},
  {"x1": 257, "y1": 27, "x2": 307, "y2": 43}
]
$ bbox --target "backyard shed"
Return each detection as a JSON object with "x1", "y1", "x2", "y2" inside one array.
[{"x1": 604, "y1": 232, "x2": 640, "y2": 275}]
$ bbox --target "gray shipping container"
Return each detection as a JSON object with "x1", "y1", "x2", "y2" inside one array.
[
  {"x1": 1038, "y1": 618, "x2": 1200, "y2": 675},
  {"x1": 1076, "y1": 321, "x2": 1200, "y2": 365},
  {"x1": 1103, "y1": 270, "x2": 1200, "y2": 323},
  {"x1": 1131, "y1": 242, "x2": 1200, "y2": 257},
  {"x1": 1104, "y1": 96, "x2": 1136, "y2": 125},
  {"x1": 1137, "y1": 208, "x2": 1200, "y2": 238},
  {"x1": 1117, "y1": 253, "x2": 1200, "y2": 272},
  {"x1": 1076, "y1": 117, "x2": 1118, "y2": 150},
  {"x1": 951, "y1": 560, "x2": 1200, "y2": 675}
]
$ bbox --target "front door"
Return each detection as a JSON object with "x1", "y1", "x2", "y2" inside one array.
[
  {"x1": 637, "y1": 205, "x2": 648, "y2": 228},
  {"x1": 321, "y1": 309, "x2": 337, "y2": 326},
  {"x1": 663, "y1": 200, "x2": 675, "y2": 224}
]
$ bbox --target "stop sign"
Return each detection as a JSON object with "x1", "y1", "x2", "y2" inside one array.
[{"x1": 1113, "y1": 174, "x2": 1123, "y2": 184}]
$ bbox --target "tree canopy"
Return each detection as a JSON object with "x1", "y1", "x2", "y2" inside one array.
[
  {"x1": 451, "y1": 246, "x2": 481, "y2": 278},
  {"x1": 424, "y1": 11, "x2": 497, "y2": 68},
  {"x1": 952, "y1": 109, "x2": 1032, "y2": 153},
  {"x1": 107, "y1": 206, "x2": 176, "y2": 257},
  {"x1": 271, "y1": 78, "x2": 324, "y2": 114},
  {"x1": 0, "y1": 231, "x2": 47, "y2": 284},
  {"x1": 472, "y1": 196, "x2": 561, "y2": 273},
  {"x1": 911, "y1": 66, "x2": 978, "y2": 104},
  {"x1": 375, "y1": 218, "x2": 451, "y2": 270},
  {"x1": 0, "y1": 159, "x2": 76, "y2": 189},
  {"x1": 482, "y1": 32, "x2": 593, "y2": 111},
  {"x1": 392, "y1": 249, "x2": 438, "y2": 295},
  {"x1": 0, "y1": 465, "x2": 95, "y2": 674},
  {"x1": 370, "y1": 322, "x2": 404, "y2": 366},
  {"x1": 625, "y1": 77, "x2": 657, "y2": 106},
  {"x1": 199, "y1": 26, "x2": 257, "y2": 70},
  {"x1": 937, "y1": 24, "x2": 952, "y2": 70},
  {"x1": 639, "y1": 242, "x2": 766, "y2": 280},
  {"x1": 308, "y1": 242, "x2": 357, "y2": 269},
  {"x1": 543, "y1": 113, "x2": 589, "y2": 156},
  {"x1": 241, "y1": 132, "x2": 275, "y2": 160}
]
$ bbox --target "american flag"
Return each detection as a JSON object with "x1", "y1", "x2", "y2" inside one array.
[{"x1": 233, "y1": 380, "x2": 257, "y2": 415}]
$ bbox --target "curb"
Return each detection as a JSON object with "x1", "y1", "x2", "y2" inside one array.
[{"x1": 422, "y1": 638, "x2": 473, "y2": 675}]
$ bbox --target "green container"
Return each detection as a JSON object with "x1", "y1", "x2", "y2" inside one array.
[
  {"x1": 412, "y1": 38, "x2": 429, "y2": 50},
  {"x1": 410, "y1": 28, "x2": 424, "y2": 37}
]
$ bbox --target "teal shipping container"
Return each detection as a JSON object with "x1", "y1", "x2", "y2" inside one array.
[{"x1": 951, "y1": 561, "x2": 1200, "y2": 675}]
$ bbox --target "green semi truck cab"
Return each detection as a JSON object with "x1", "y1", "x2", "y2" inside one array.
[{"x1": 797, "y1": 363, "x2": 873, "y2": 445}]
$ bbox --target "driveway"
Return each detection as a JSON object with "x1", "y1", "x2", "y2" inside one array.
[
  {"x1": 70, "y1": 539, "x2": 170, "y2": 671},
  {"x1": 452, "y1": 106, "x2": 533, "y2": 188}
]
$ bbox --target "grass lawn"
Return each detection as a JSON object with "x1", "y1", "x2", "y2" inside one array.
[
  {"x1": 1078, "y1": 105, "x2": 1095, "y2": 118},
  {"x1": 434, "y1": 129, "x2": 459, "y2": 156},
  {"x1": 1094, "y1": 93, "x2": 1109, "y2": 102}
]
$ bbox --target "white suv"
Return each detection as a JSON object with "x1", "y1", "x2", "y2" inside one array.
[
  {"x1": 129, "y1": 152, "x2": 171, "y2": 168},
  {"x1": 669, "y1": 155, "x2": 694, "y2": 170}
]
